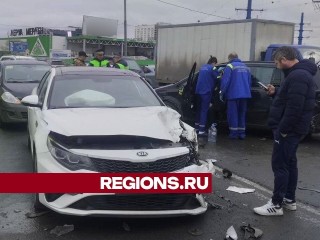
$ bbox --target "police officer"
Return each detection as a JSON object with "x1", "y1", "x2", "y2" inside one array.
[
  {"x1": 220, "y1": 52, "x2": 251, "y2": 139},
  {"x1": 195, "y1": 56, "x2": 219, "y2": 136},
  {"x1": 113, "y1": 53, "x2": 129, "y2": 69},
  {"x1": 89, "y1": 49, "x2": 109, "y2": 67}
]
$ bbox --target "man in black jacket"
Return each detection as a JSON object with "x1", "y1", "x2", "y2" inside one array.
[{"x1": 254, "y1": 46, "x2": 317, "y2": 216}]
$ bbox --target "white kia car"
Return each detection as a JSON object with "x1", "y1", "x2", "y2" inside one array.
[{"x1": 22, "y1": 67, "x2": 214, "y2": 217}]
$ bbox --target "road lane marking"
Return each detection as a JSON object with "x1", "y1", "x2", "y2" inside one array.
[{"x1": 213, "y1": 166, "x2": 320, "y2": 218}]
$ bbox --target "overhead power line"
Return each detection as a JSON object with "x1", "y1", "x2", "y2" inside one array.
[{"x1": 154, "y1": 0, "x2": 232, "y2": 20}]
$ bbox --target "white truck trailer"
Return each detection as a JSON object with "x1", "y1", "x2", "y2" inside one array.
[{"x1": 155, "y1": 19, "x2": 295, "y2": 84}]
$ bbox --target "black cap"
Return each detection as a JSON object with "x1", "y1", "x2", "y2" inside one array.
[{"x1": 79, "y1": 51, "x2": 88, "y2": 57}]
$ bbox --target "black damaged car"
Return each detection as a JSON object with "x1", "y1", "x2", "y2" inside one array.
[{"x1": 156, "y1": 61, "x2": 320, "y2": 134}]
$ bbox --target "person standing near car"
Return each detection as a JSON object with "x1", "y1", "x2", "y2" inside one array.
[
  {"x1": 73, "y1": 51, "x2": 88, "y2": 66},
  {"x1": 194, "y1": 56, "x2": 219, "y2": 136},
  {"x1": 113, "y1": 53, "x2": 129, "y2": 70},
  {"x1": 220, "y1": 52, "x2": 251, "y2": 139},
  {"x1": 89, "y1": 49, "x2": 109, "y2": 67},
  {"x1": 254, "y1": 46, "x2": 316, "y2": 216}
]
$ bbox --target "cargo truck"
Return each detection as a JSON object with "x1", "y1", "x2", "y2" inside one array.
[{"x1": 155, "y1": 19, "x2": 296, "y2": 84}]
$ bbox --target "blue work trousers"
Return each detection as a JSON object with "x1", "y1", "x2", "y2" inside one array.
[
  {"x1": 227, "y1": 99, "x2": 247, "y2": 138},
  {"x1": 195, "y1": 94, "x2": 211, "y2": 133}
]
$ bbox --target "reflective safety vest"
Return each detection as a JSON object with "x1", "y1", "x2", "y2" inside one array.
[
  {"x1": 115, "y1": 59, "x2": 129, "y2": 70},
  {"x1": 116, "y1": 63, "x2": 129, "y2": 70},
  {"x1": 89, "y1": 59, "x2": 109, "y2": 67}
]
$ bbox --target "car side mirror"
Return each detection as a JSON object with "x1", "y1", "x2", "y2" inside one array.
[{"x1": 21, "y1": 95, "x2": 41, "y2": 107}]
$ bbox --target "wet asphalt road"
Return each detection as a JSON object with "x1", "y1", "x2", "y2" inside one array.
[{"x1": 0, "y1": 125, "x2": 320, "y2": 240}]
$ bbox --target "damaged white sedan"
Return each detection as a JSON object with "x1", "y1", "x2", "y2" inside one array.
[{"x1": 22, "y1": 67, "x2": 214, "y2": 217}]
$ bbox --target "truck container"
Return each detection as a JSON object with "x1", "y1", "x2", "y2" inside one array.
[{"x1": 155, "y1": 19, "x2": 294, "y2": 84}]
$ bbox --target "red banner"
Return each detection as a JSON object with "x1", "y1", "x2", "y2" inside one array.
[{"x1": 0, "y1": 173, "x2": 212, "y2": 194}]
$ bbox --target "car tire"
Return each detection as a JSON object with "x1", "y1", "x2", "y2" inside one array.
[
  {"x1": 33, "y1": 146, "x2": 48, "y2": 212},
  {"x1": 164, "y1": 97, "x2": 183, "y2": 118}
]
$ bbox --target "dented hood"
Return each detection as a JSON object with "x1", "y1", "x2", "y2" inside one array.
[{"x1": 43, "y1": 106, "x2": 185, "y2": 142}]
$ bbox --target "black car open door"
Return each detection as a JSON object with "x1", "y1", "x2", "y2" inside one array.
[{"x1": 182, "y1": 62, "x2": 197, "y2": 109}]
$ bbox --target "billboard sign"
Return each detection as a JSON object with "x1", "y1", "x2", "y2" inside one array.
[
  {"x1": 50, "y1": 49, "x2": 71, "y2": 59},
  {"x1": 9, "y1": 42, "x2": 28, "y2": 53},
  {"x1": 82, "y1": 15, "x2": 118, "y2": 37}
]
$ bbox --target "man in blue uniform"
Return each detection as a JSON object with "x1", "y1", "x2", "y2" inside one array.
[
  {"x1": 195, "y1": 56, "x2": 219, "y2": 136},
  {"x1": 220, "y1": 52, "x2": 251, "y2": 139}
]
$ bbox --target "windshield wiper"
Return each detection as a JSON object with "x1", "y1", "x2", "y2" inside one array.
[
  {"x1": 23, "y1": 80, "x2": 40, "y2": 83},
  {"x1": 5, "y1": 80, "x2": 26, "y2": 83},
  {"x1": 6, "y1": 78, "x2": 40, "y2": 83}
]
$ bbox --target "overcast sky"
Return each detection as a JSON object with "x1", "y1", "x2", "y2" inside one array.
[{"x1": 1, "y1": 0, "x2": 320, "y2": 45}]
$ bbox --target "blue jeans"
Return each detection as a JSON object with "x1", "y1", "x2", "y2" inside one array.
[{"x1": 271, "y1": 130, "x2": 303, "y2": 205}]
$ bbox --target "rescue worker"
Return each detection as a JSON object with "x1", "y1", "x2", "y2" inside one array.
[
  {"x1": 113, "y1": 53, "x2": 129, "y2": 69},
  {"x1": 220, "y1": 52, "x2": 251, "y2": 139},
  {"x1": 194, "y1": 56, "x2": 219, "y2": 136},
  {"x1": 73, "y1": 51, "x2": 87, "y2": 66},
  {"x1": 89, "y1": 49, "x2": 109, "y2": 67}
]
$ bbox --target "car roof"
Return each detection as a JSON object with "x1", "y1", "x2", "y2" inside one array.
[
  {"x1": 268, "y1": 44, "x2": 320, "y2": 49},
  {"x1": 217, "y1": 61, "x2": 275, "y2": 66},
  {"x1": 0, "y1": 60, "x2": 50, "y2": 65},
  {"x1": 55, "y1": 66, "x2": 140, "y2": 77},
  {"x1": 0, "y1": 55, "x2": 35, "y2": 59}
]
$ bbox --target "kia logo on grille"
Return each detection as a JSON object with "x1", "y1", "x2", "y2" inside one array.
[{"x1": 137, "y1": 151, "x2": 148, "y2": 157}]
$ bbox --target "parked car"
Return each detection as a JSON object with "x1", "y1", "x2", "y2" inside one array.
[
  {"x1": 156, "y1": 61, "x2": 320, "y2": 134},
  {"x1": 22, "y1": 67, "x2": 213, "y2": 217},
  {"x1": 0, "y1": 55, "x2": 36, "y2": 61},
  {"x1": 47, "y1": 59, "x2": 65, "y2": 67},
  {"x1": 0, "y1": 60, "x2": 51, "y2": 127},
  {"x1": 142, "y1": 64, "x2": 157, "y2": 87},
  {"x1": 122, "y1": 57, "x2": 158, "y2": 88}
]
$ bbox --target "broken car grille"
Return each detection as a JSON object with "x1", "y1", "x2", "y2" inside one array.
[
  {"x1": 69, "y1": 194, "x2": 200, "y2": 211},
  {"x1": 21, "y1": 112, "x2": 28, "y2": 119},
  {"x1": 91, "y1": 154, "x2": 191, "y2": 173}
]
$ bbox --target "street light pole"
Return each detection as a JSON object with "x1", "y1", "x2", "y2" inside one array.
[{"x1": 124, "y1": 0, "x2": 128, "y2": 56}]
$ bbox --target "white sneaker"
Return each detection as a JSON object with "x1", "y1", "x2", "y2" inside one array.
[
  {"x1": 253, "y1": 200, "x2": 283, "y2": 216},
  {"x1": 283, "y1": 198, "x2": 297, "y2": 211}
]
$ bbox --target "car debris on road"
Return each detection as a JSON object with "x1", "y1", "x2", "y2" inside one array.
[
  {"x1": 223, "y1": 169, "x2": 233, "y2": 178},
  {"x1": 25, "y1": 211, "x2": 49, "y2": 218},
  {"x1": 240, "y1": 224, "x2": 263, "y2": 239},
  {"x1": 188, "y1": 227, "x2": 203, "y2": 236},
  {"x1": 50, "y1": 224, "x2": 75, "y2": 237},
  {"x1": 225, "y1": 225, "x2": 238, "y2": 240},
  {"x1": 226, "y1": 186, "x2": 255, "y2": 194}
]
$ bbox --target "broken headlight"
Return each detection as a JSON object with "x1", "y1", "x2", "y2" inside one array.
[{"x1": 47, "y1": 137, "x2": 95, "y2": 171}]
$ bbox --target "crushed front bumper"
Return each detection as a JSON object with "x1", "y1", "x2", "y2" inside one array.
[{"x1": 37, "y1": 149, "x2": 214, "y2": 217}]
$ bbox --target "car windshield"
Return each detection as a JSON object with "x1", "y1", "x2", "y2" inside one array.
[
  {"x1": 49, "y1": 75, "x2": 162, "y2": 109},
  {"x1": 4, "y1": 65, "x2": 51, "y2": 83}
]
